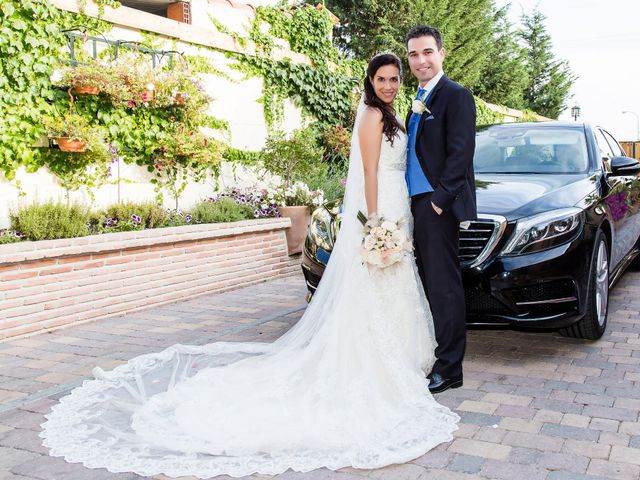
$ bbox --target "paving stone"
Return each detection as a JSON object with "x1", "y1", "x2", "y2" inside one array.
[
  {"x1": 502, "y1": 431, "x2": 564, "y2": 452},
  {"x1": 587, "y1": 459, "x2": 640, "y2": 480},
  {"x1": 0, "y1": 447, "x2": 40, "y2": 470},
  {"x1": 493, "y1": 405, "x2": 535, "y2": 420},
  {"x1": 479, "y1": 459, "x2": 548, "y2": 480},
  {"x1": 629, "y1": 435, "x2": 640, "y2": 448},
  {"x1": 0, "y1": 429, "x2": 48, "y2": 455},
  {"x1": 365, "y1": 463, "x2": 428, "y2": 480},
  {"x1": 458, "y1": 412, "x2": 501, "y2": 427},
  {"x1": 537, "y1": 452, "x2": 589, "y2": 473},
  {"x1": 456, "y1": 400, "x2": 498, "y2": 414},
  {"x1": 598, "y1": 431, "x2": 631, "y2": 447},
  {"x1": 582, "y1": 405, "x2": 638, "y2": 422},
  {"x1": 588, "y1": 417, "x2": 620, "y2": 432},
  {"x1": 0, "y1": 411, "x2": 45, "y2": 432},
  {"x1": 472, "y1": 426, "x2": 507, "y2": 443},
  {"x1": 480, "y1": 393, "x2": 532, "y2": 407},
  {"x1": 533, "y1": 409, "x2": 564, "y2": 424},
  {"x1": 620, "y1": 421, "x2": 640, "y2": 436},
  {"x1": 561, "y1": 414, "x2": 591, "y2": 428},
  {"x1": 531, "y1": 398, "x2": 584, "y2": 414},
  {"x1": 574, "y1": 393, "x2": 615, "y2": 407},
  {"x1": 448, "y1": 454, "x2": 484, "y2": 474},
  {"x1": 546, "y1": 472, "x2": 611, "y2": 480},
  {"x1": 506, "y1": 447, "x2": 541, "y2": 465},
  {"x1": 451, "y1": 423, "x2": 480, "y2": 439},
  {"x1": 498, "y1": 418, "x2": 541, "y2": 434},
  {"x1": 541, "y1": 423, "x2": 600, "y2": 441},
  {"x1": 448, "y1": 439, "x2": 511, "y2": 460},
  {"x1": 410, "y1": 450, "x2": 452, "y2": 469},
  {"x1": 610, "y1": 445, "x2": 640, "y2": 466}
]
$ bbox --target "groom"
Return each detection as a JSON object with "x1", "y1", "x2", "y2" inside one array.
[{"x1": 404, "y1": 25, "x2": 477, "y2": 394}]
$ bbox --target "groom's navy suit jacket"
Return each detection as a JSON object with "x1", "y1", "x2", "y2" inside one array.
[{"x1": 405, "y1": 74, "x2": 477, "y2": 222}]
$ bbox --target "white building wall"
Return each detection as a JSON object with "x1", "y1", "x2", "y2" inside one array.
[{"x1": 0, "y1": 0, "x2": 304, "y2": 228}]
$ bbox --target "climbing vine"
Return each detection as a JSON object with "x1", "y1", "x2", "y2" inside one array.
[
  {"x1": 212, "y1": 3, "x2": 363, "y2": 131},
  {"x1": 0, "y1": 0, "x2": 226, "y2": 206}
]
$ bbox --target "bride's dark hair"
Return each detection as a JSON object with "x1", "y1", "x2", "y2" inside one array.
[{"x1": 363, "y1": 52, "x2": 405, "y2": 145}]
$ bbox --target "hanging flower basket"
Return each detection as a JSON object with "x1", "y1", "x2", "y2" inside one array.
[
  {"x1": 57, "y1": 137, "x2": 87, "y2": 153},
  {"x1": 72, "y1": 84, "x2": 100, "y2": 95}
]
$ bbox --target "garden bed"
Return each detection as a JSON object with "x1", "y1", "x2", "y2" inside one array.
[{"x1": 0, "y1": 217, "x2": 298, "y2": 341}]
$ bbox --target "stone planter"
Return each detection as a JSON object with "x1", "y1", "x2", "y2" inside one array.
[
  {"x1": 0, "y1": 218, "x2": 299, "y2": 341},
  {"x1": 279, "y1": 206, "x2": 311, "y2": 255}
]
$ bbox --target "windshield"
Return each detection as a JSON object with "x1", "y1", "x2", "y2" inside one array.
[{"x1": 474, "y1": 126, "x2": 589, "y2": 174}]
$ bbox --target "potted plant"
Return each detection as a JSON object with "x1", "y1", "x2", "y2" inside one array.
[
  {"x1": 50, "y1": 60, "x2": 112, "y2": 95},
  {"x1": 105, "y1": 52, "x2": 157, "y2": 107},
  {"x1": 151, "y1": 126, "x2": 224, "y2": 208},
  {"x1": 260, "y1": 127, "x2": 324, "y2": 254},
  {"x1": 43, "y1": 113, "x2": 108, "y2": 155}
]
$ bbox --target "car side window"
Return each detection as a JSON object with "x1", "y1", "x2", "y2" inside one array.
[
  {"x1": 601, "y1": 129, "x2": 626, "y2": 157},
  {"x1": 594, "y1": 128, "x2": 615, "y2": 158}
]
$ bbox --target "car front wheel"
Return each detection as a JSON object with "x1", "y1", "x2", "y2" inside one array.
[{"x1": 560, "y1": 229, "x2": 609, "y2": 339}]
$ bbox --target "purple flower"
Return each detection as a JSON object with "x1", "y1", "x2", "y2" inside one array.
[
  {"x1": 131, "y1": 214, "x2": 141, "y2": 225},
  {"x1": 185, "y1": 214, "x2": 192, "y2": 223},
  {"x1": 14, "y1": 231, "x2": 24, "y2": 238}
]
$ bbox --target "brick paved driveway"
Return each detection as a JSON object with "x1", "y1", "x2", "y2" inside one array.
[{"x1": 1, "y1": 272, "x2": 639, "y2": 480}]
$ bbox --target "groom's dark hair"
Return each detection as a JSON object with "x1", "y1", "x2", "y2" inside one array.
[{"x1": 405, "y1": 25, "x2": 443, "y2": 50}]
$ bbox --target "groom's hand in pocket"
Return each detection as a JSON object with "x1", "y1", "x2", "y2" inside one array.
[{"x1": 431, "y1": 202, "x2": 443, "y2": 215}]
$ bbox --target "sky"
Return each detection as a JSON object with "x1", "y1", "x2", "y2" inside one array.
[{"x1": 493, "y1": 0, "x2": 640, "y2": 140}]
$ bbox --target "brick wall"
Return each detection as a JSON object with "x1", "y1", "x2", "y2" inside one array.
[{"x1": 0, "y1": 218, "x2": 299, "y2": 341}]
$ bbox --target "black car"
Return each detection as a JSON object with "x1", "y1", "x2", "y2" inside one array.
[{"x1": 302, "y1": 122, "x2": 640, "y2": 339}]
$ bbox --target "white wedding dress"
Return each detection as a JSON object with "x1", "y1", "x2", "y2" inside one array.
[{"x1": 40, "y1": 101, "x2": 459, "y2": 478}]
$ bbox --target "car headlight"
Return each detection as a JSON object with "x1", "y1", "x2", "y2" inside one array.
[
  {"x1": 501, "y1": 208, "x2": 584, "y2": 255},
  {"x1": 308, "y1": 207, "x2": 334, "y2": 251}
]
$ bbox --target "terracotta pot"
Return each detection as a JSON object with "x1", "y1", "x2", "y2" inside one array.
[
  {"x1": 72, "y1": 84, "x2": 100, "y2": 95},
  {"x1": 57, "y1": 137, "x2": 87, "y2": 153},
  {"x1": 279, "y1": 205, "x2": 311, "y2": 255}
]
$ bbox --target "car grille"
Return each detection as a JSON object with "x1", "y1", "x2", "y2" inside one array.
[{"x1": 459, "y1": 215, "x2": 506, "y2": 267}]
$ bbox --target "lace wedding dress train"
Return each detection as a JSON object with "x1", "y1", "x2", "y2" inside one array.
[{"x1": 40, "y1": 102, "x2": 459, "y2": 478}]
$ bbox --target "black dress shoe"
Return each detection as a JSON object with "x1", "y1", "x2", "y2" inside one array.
[{"x1": 428, "y1": 372, "x2": 463, "y2": 394}]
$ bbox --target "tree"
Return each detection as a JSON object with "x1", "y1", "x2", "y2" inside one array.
[
  {"x1": 474, "y1": 6, "x2": 529, "y2": 110},
  {"x1": 325, "y1": 0, "x2": 496, "y2": 91},
  {"x1": 518, "y1": 9, "x2": 575, "y2": 119}
]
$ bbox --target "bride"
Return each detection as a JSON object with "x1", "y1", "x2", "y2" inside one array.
[{"x1": 40, "y1": 53, "x2": 459, "y2": 478}]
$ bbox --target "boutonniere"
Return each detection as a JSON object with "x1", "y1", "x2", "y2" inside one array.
[{"x1": 411, "y1": 99, "x2": 431, "y2": 115}]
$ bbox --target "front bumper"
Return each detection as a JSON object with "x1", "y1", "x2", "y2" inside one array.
[
  {"x1": 463, "y1": 229, "x2": 592, "y2": 328},
  {"x1": 302, "y1": 223, "x2": 594, "y2": 329}
]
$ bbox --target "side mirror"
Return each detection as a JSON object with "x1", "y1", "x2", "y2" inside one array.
[{"x1": 611, "y1": 156, "x2": 640, "y2": 176}]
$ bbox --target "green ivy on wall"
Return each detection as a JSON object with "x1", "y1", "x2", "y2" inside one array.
[
  {"x1": 0, "y1": 0, "x2": 227, "y2": 206},
  {"x1": 214, "y1": 4, "x2": 363, "y2": 131}
]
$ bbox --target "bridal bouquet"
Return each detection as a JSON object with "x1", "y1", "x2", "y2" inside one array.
[{"x1": 357, "y1": 211, "x2": 412, "y2": 268}]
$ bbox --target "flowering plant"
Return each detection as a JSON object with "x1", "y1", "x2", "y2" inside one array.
[
  {"x1": 357, "y1": 210, "x2": 412, "y2": 268},
  {"x1": 101, "y1": 52, "x2": 157, "y2": 107},
  {"x1": 322, "y1": 123, "x2": 351, "y2": 161},
  {"x1": 50, "y1": 60, "x2": 114, "y2": 93},
  {"x1": 274, "y1": 181, "x2": 325, "y2": 209},
  {"x1": 209, "y1": 187, "x2": 280, "y2": 218},
  {"x1": 42, "y1": 113, "x2": 110, "y2": 159}
]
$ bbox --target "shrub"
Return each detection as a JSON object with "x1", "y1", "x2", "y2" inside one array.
[
  {"x1": 190, "y1": 198, "x2": 254, "y2": 223},
  {"x1": 89, "y1": 201, "x2": 165, "y2": 232},
  {"x1": 10, "y1": 202, "x2": 90, "y2": 241}
]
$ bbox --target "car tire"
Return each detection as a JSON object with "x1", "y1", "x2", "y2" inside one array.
[{"x1": 559, "y1": 229, "x2": 609, "y2": 340}]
